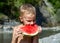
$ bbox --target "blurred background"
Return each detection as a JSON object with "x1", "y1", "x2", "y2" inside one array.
[{"x1": 0, "y1": 0, "x2": 60, "y2": 43}]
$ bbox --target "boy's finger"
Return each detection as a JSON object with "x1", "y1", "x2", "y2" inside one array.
[{"x1": 15, "y1": 34, "x2": 23, "y2": 39}]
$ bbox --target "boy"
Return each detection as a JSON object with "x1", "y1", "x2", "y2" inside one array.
[{"x1": 11, "y1": 4, "x2": 42, "y2": 43}]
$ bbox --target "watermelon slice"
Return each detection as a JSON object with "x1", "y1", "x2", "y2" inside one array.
[{"x1": 20, "y1": 24, "x2": 39, "y2": 36}]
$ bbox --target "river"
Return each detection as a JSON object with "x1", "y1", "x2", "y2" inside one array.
[{"x1": 0, "y1": 25, "x2": 60, "y2": 43}]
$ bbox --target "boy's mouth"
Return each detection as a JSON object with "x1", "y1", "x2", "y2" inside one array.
[{"x1": 25, "y1": 23, "x2": 36, "y2": 26}]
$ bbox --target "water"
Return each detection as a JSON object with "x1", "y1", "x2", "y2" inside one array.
[
  {"x1": 0, "y1": 26, "x2": 60, "y2": 43},
  {"x1": 3, "y1": 33, "x2": 12, "y2": 43},
  {"x1": 39, "y1": 33, "x2": 60, "y2": 43},
  {"x1": 0, "y1": 27, "x2": 3, "y2": 43},
  {"x1": 0, "y1": 25, "x2": 12, "y2": 43},
  {"x1": 0, "y1": 20, "x2": 19, "y2": 43}
]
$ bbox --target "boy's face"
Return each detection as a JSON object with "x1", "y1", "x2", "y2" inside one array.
[{"x1": 20, "y1": 12, "x2": 36, "y2": 25}]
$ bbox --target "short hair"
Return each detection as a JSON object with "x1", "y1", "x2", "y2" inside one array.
[{"x1": 19, "y1": 4, "x2": 36, "y2": 16}]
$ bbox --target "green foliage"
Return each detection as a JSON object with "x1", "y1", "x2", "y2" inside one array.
[
  {"x1": 14, "y1": 0, "x2": 25, "y2": 8},
  {"x1": 24, "y1": 0, "x2": 40, "y2": 6},
  {"x1": 48, "y1": 0, "x2": 60, "y2": 9},
  {"x1": 0, "y1": 2, "x2": 4, "y2": 7},
  {"x1": 48, "y1": 0, "x2": 60, "y2": 24},
  {"x1": 13, "y1": 0, "x2": 41, "y2": 8},
  {"x1": 0, "y1": 13, "x2": 8, "y2": 19},
  {"x1": 0, "y1": 0, "x2": 41, "y2": 20}
]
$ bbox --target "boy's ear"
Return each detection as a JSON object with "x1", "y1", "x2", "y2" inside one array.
[{"x1": 19, "y1": 17, "x2": 23, "y2": 22}]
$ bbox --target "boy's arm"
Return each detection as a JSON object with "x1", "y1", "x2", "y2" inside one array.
[
  {"x1": 11, "y1": 26, "x2": 19, "y2": 43},
  {"x1": 11, "y1": 27, "x2": 17, "y2": 43}
]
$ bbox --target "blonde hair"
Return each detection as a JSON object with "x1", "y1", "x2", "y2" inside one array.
[{"x1": 19, "y1": 4, "x2": 36, "y2": 16}]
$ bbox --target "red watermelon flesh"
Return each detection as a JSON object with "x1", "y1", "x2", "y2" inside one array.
[{"x1": 20, "y1": 24, "x2": 38, "y2": 36}]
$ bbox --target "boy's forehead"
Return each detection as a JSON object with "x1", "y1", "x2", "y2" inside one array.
[{"x1": 24, "y1": 11, "x2": 36, "y2": 15}]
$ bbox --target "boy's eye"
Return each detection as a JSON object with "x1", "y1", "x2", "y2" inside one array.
[
  {"x1": 33, "y1": 20, "x2": 35, "y2": 21},
  {"x1": 27, "y1": 20, "x2": 35, "y2": 22}
]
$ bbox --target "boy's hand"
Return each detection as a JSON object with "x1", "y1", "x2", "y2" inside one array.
[
  {"x1": 38, "y1": 26, "x2": 42, "y2": 33},
  {"x1": 11, "y1": 26, "x2": 24, "y2": 43},
  {"x1": 13, "y1": 26, "x2": 23, "y2": 39}
]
